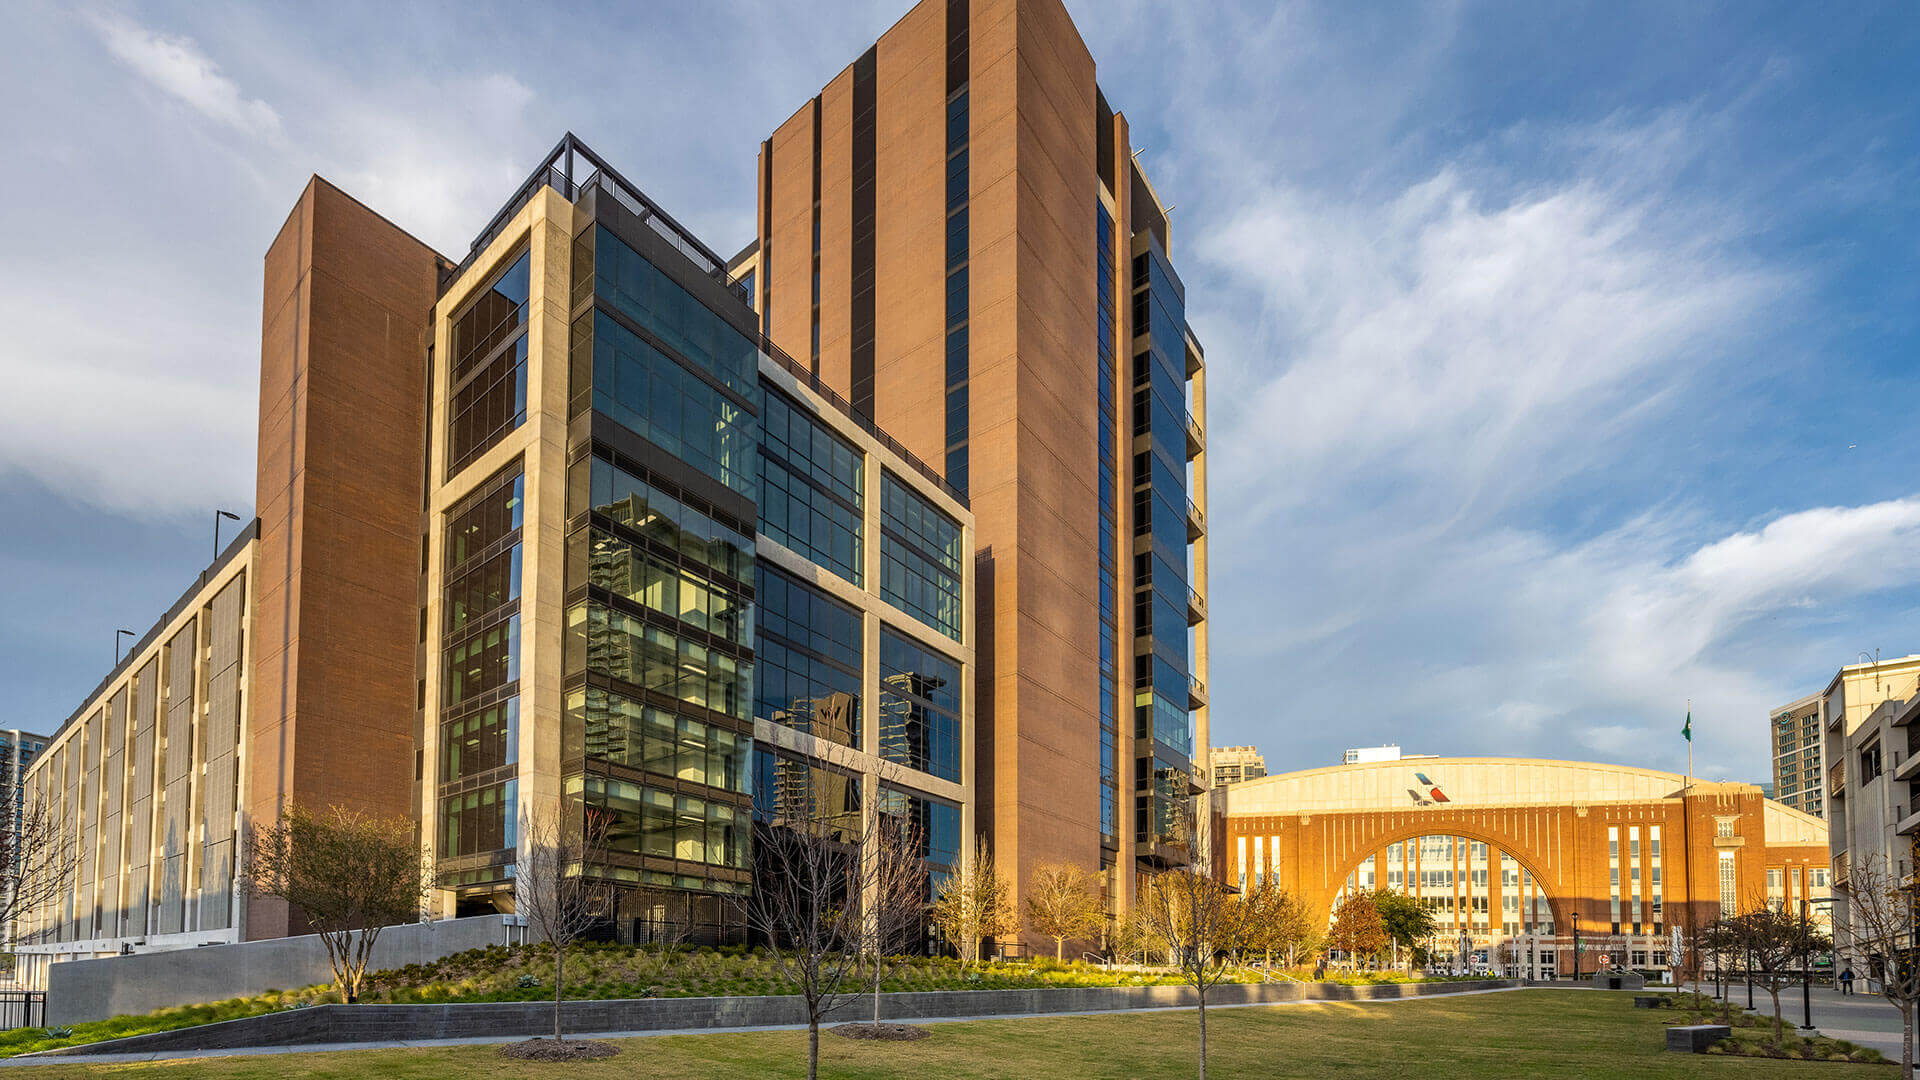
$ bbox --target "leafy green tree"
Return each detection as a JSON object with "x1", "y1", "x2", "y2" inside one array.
[
  {"x1": 1329, "y1": 893, "x2": 1388, "y2": 968},
  {"x1": 1371, "y1": 889, "x2": 1437, "y2": 969}
]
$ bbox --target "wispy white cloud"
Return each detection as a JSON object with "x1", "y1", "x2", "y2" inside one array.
[{"x1": 86, "y1": 11, "x2": 284, "y2": 142}]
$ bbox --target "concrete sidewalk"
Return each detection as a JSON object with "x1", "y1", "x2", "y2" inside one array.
[
  {"x1": 0, "y1": 984, "x2": 1532, "y2": 1067},
  {"x1": 1691, "y1": 982, "x2": 1913, "y2": 1064}
]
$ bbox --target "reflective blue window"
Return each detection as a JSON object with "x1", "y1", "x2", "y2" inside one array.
[
  {"x1": 879, "y1": 784, "x2": 962, "y2": 893},
  {"x1": 880, "y1": 471, "x2": 964, "y2": 640},
  {"x1": 587, "y1": 312, "x2": 756, "y2": 495},
  {"x1": 589, "y1": 226, "x2": 758, "y2": 397},
  {"x1": 878, "y1": 628, "x2": 962, "y2": 782},
  {"x1": 755, "y1": 565, "x2": 863, "y2": 747},
  {"x1": 758, "y1": 386, "x2": 864, "y2": 585}
]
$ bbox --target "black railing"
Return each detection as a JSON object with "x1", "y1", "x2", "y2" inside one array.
[
  {"x1": 0, "y1": 992, "x2": 45, "y2": 1030},
  {"x1": 441, "y1": 133, "x2": 744, "y2": 304}
]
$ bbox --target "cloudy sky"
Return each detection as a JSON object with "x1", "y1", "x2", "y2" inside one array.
[{"x1": 2, "y1": 1, "x2": 1915, "y2": 785}]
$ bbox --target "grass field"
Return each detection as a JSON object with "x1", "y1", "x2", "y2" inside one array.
[{"x1": 3, "y1": 989, "x2": 1896, "y2": 1078}]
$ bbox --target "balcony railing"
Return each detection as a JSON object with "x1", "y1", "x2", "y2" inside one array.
[
  {"x1": 1186, "y1": 498, "x2": 1205, "y2": 541},
  {"x1": 1185, "y1": 410, "x2": 1204, "y2": 457},
  {"x1": 1186, "y1": 585, "x2": 1206, "y2": 624},
  {"x1": 444, "y1": 133, "x2": 739, "y2": 301},
  {"x1": 1830, "y1": 760, "x2": 1846, "y2": 797},
  {"x1": 1188, "y1": 675, "x2": 1207, "y2": 708}
]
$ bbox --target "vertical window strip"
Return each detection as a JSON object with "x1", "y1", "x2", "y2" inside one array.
[
  {"x1": 850, "y1": 47, "x2": 878, "y2": 418},
  {"x1": 810, "y1": 97, "x2": 822, "y2": 372},
  {"x1": 1629, "y1": 825, "x2": 1642, "y2": 933},
  {"x1": 1096, "y1": 198, "x2": 1117, "y2": 843},
  {"x1": 941, "y1": 2, "x2": 970, "y2": 499}
]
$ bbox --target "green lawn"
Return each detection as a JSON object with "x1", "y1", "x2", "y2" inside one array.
[{"x1": 3, "y1": 990, "x2": 1895, "y2": 1078}]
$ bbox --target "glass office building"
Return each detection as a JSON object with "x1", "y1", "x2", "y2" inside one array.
[{"x1": 423, "y1": 137, "x2": 973, "y2": 940}]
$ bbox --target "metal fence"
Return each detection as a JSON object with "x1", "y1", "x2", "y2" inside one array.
[{"x1": 0, "y1": 991, "x2": 45, "y2": 1030}]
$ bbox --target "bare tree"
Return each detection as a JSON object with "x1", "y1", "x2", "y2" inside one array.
[
  {"x1": 746, "y1": 805, "x2": 911, "y2": 1080},
  {"x1": 1844, "y1": 856, "x2": 1920, "y2": 1074},
  {"x1": 1275, "y1": 890, "x2": 1322, "y2": 968},
  {"x1": 1723, "y1": 903, "x2": 1829, "y2": 1043},
  {"x1": 863, "y1": 811, "x2": 928, "y2": 1026},
  {"x1": 929, "y1": 835, "x2": 1017, "y2": 965},
  {"x1": 242, "y1": 803, "x2": 427, "y2": 1004},
  {"x1": 1025, "y1": 863, "x2": 1103, "y2": 961},
  {"x1": 1134, "y1": 798, "x2": 1252, "y2": 1080},
  {"x1": 1697, "y1": 919, "x2": 1740, "y2": 1021},
  {"x1": 2, "y1": 796, "x2": 76, "y2": 948},
  {"x1": 515, "y1": 805, "x2": 614, "y2": 1042}
]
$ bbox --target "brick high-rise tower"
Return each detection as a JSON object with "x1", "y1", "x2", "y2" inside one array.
[{"x1": 739, "y1": 0, "x2": 1211, "y2": 945}]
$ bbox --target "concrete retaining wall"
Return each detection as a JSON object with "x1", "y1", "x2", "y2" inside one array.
[
  {"x1": 28, "y1": 978, "x2": 1514, "y2": 1057},
  {"x1": 46, "y1": 916, "x2": 526, "y2": 1025}
]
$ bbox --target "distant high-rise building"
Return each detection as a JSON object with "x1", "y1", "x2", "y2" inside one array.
[
  {"x1": 1769, "y1": 694, "x2": 1824, "y2": 819},
  {"x1": 1212, "y1": 746, "x2": 1266, "y2": 787}
]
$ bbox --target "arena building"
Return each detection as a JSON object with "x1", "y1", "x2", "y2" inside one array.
[{"x1": 1213, "y1": 757, "x2": 1829, "y2": 979}]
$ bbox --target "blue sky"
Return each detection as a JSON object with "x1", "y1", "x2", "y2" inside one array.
[{"x1": 1, "y1": 1, "x2": 1916, "y2": 784}]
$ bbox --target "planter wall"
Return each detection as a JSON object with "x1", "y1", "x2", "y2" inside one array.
[{"x1": 28, "y1": 978, "x2": 1515, "y2": 1058}]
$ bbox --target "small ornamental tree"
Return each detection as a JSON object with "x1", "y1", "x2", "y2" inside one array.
[
  {"x1": 1275, "y1": 889, "x2": 1323, "y2": 968},
  {"x1": 1373, "y1": 889, "x2": 1437, "y2": 970},
  {"x1": 242, "y1": 804, "x2": 428, "y2": 1004},
  {"x1": 1723, "y1": 903, "x2": 1829, "y2": 1043},
  {"x1": 1025, "y1": 863, "x2": 1103, "y2": 961},
  {"x1": 930, "y1": 835, "x2": 1017, "y2": 965},
  {"x1": 1239, "y1": 878, "x2": 1285, "y2": 964},
  {"x1": 2, "y1": 795, "x2": 76, "y2": 948},
  {"x1": 747, "y1": 806, "x2": 902, "y2": 1080},
  {"x1": 862, "y1": 812, "x2": 928, "y2": 1026},
  {"x1": 1329, "y1": 892, "x2": 1388, "y2": 968},
  {"x1": 1698, "y1": 919, "x2": 1740, "y2": 1021},
  {"x1": 1134, "y1": 797, "x2": 1253, "y2": 1080},
  {"x1": 515, "y1": 805, "x2": 614, "y2": 1042}
]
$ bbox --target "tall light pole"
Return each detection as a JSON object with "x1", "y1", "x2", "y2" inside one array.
[
  {"x1": 114, "y1": 629, "x2": 135, "y2": 665},
  {"x1": 1573, "y1": 911, "x2": 1583, "y2": 982},
  {"x1": 213, "y1": 509, "x2": 241, "y2": 562}
]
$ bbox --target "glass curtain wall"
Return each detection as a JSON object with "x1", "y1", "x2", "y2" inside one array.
[
  {"x1": 562, "y1": 218, "x2": 762, "y2": 927},
  {"x1": 1130, "y1": 233, "x2": 1194, "y2": 848},
  {"x1": 438, "y1": 461, "x2": 525, "y2": 892}
]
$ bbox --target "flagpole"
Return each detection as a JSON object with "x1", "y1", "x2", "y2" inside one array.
[{"x1": 1686, "y1": 699, "x2": 1693, "y2": 784}]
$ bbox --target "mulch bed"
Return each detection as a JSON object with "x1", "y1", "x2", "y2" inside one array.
[
  {"x1": 498, "y1": 1038, "x2": 622, "y2": 1061},
  {"x1": 832, "y1": 1022, "x2": 932, "y2": 1042}
]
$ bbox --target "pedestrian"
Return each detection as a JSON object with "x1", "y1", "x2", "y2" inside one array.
[{"x1": 1840, "y1": 966, "x2": 1854, "y2": 996}]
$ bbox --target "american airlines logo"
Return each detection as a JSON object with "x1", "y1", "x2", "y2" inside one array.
[{"x1": 1407, "y1": 771, "x2": 1450, "y2": 806}]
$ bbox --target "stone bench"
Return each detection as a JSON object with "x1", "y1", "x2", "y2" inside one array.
[
  {"x1": 1633, "y1": 996, "x2": 1667, "y2": 1009},
  {"x1": 1666, "y1": 1024, "x2": 1731, "y2": 1053},
  {"x1": 1593, "y1": 972, "x2": 1647, "y2": 990}
]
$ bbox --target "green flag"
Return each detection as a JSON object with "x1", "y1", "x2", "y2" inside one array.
[{"x1": 1682, "y1": 710, "x2": 1692, "y2": 742}]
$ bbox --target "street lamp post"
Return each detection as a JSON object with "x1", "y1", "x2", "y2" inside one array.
[
  {"x1": 114, "y1": 628, "x2": 135, "y2": 665},
  {"x1": 1747, "y1": 941, "x2": 1754, "y2": 1010},
  {"x1": 1801, "y1": 896, "x2": 1836, "y2": 1031},
  {"x1": 1573, "y1": 912, "x2": 1582, "y2": 983}
]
